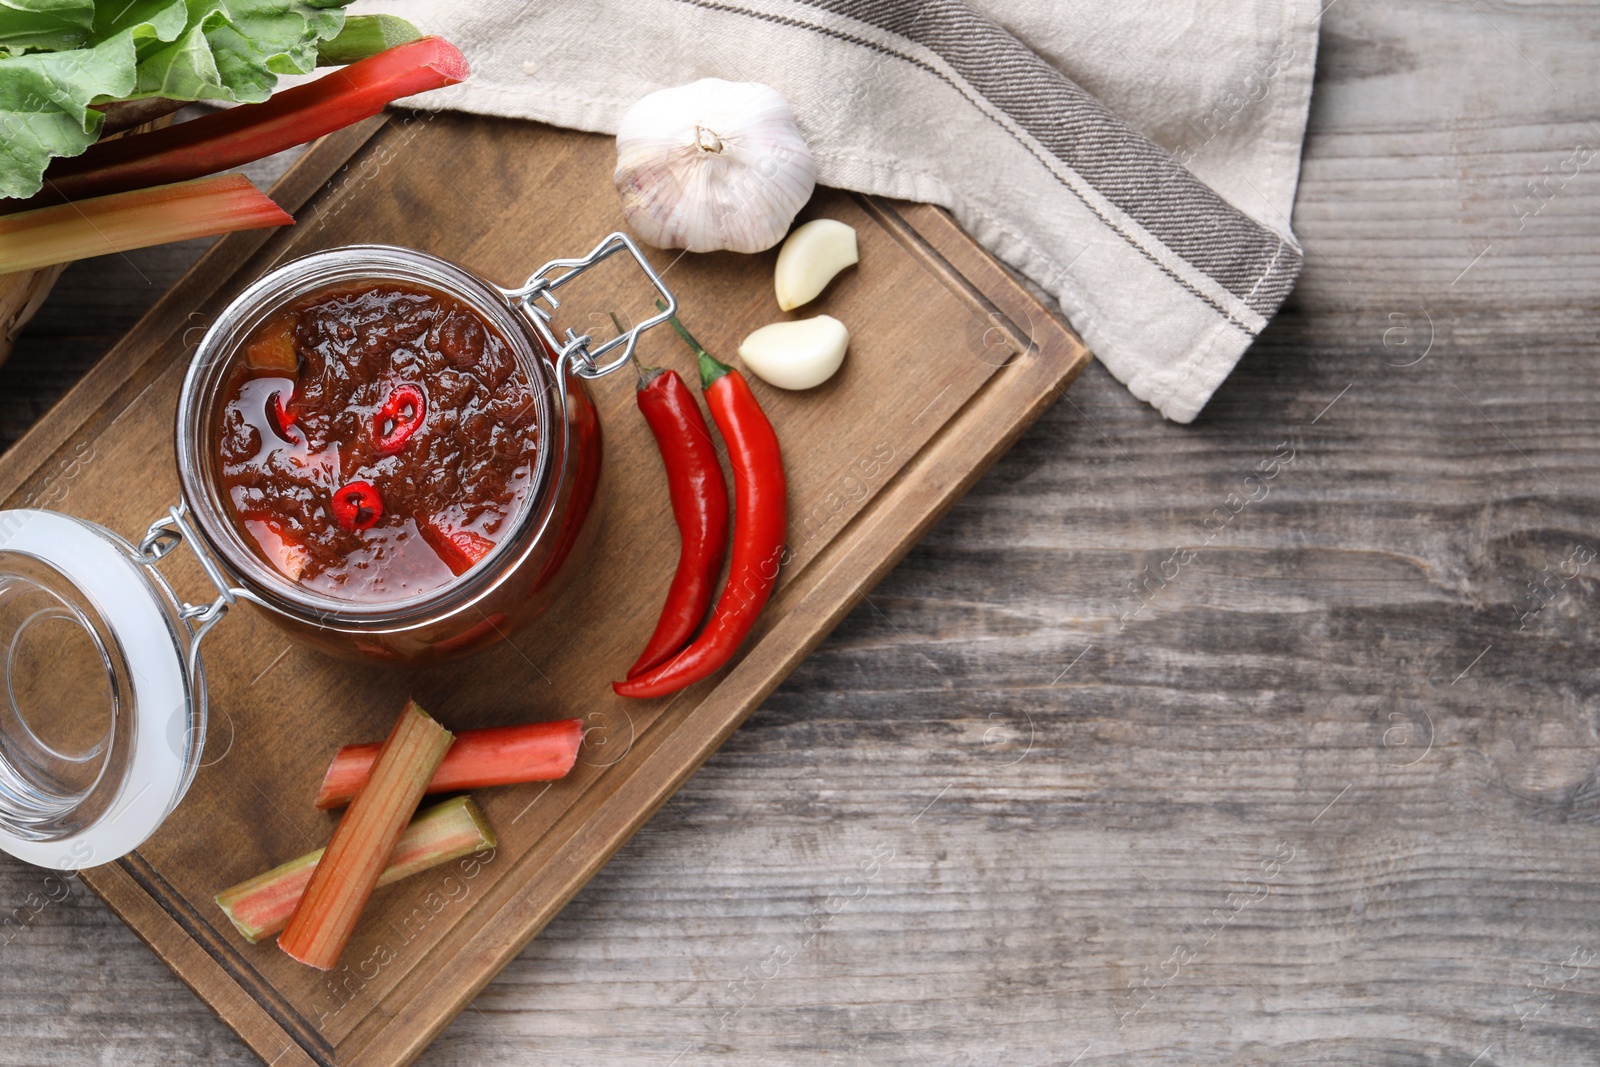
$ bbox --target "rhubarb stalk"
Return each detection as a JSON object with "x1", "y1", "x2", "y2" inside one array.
[
  {"x1": 317, "y1": 15, "x2": 423, "y2": 66},
  {"x1": 42, "y1": 37, "x2": 470, "y2": 203},
  {"x1": 317, "y1": 720, "x2": 583, "y2": 809},
  {"x1": 279, "y1": 700, "x2": 453, "y2": 970},
  {"x1": 215, "y1": 796, "x2": 495, "y2": 944},
  {"x1": 0, "y1": 175, "x2": 291, "y2": 274}
]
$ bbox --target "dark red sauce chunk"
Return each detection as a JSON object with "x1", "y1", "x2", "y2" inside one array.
[{"x1": 217, "y1": 281, "x2": 541, "y2": 601}]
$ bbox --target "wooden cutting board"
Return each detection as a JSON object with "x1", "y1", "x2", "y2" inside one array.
[{"x1": 0, "y1": 113, "x2": 1088, "y2": 1066}]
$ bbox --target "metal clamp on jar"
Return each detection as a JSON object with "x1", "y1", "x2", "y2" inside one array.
[{"x1": 0, "y1": 233, "x2": 676, "y2": 869}]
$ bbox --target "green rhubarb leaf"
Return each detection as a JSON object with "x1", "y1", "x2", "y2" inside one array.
[
  {"x1": 0, "y1": 0, "x2": 353, "y2": 199},
  {"x1": 0, "y1": 29, "x2": 144, "y2": 198},
  {"x1": 0, "y1": 0, "x2": 96, "y2": 56},
  {"x1": 199, "y1": 0, "x2": 346, "y2": 102},
  {"x1": 127, "y1": 2, "x2": 230, "y2": 100},
  {"x1": 92, "y1": 0, "x2": 187, "y2": 39}
]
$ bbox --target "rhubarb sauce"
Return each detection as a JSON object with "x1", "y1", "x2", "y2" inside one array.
[{"x1": 215, "y1": 281, "x2": 541, "y2": 601}]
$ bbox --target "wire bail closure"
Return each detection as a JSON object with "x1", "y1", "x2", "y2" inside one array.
[
  {"x1": 136, "y1": 503, "x2": 248, "y2": 693},
  {"x1": 500, "y1": 232, "x2": 678, "y2": 392}
]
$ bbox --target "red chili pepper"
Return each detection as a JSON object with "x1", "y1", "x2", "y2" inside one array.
[
  {"x1": 615, "y1": 321, "x2": 786, "y2": 699},
  {"x1": 373, "y1": 384, "x2": 425, "y2": 456},
  {"x1": 624, "y1": 364, "x2": 731, "y2": 678},
  {"x1": 331, "y1": 481, "x2": 383, "y2": 531}
]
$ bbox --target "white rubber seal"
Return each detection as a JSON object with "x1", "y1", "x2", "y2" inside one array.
[{"x1": 0, "y1": 511, "x2": 190, "y2": 869}]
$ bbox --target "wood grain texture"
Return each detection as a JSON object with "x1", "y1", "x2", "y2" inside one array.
[
  {"x1": 3, "y1": 2, "x2": 1599, "y2": 1064},
  {"x1": 0, "y1": 107, "x2": 1085, "y2": 1065}
]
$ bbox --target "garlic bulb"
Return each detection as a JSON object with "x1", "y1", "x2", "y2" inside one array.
[
  {"x1": 738, "y1": 316, "x2": 849, "y2": 390},
  {"x1": 614, "y1": 79, "x2": 816, "y2": 254},
  {"x1": 774, "y1": 219, "x2": 859, "y2": 310}
]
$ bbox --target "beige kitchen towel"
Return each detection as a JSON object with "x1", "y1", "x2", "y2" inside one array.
[{"x1": 361, "y1": 0, "x2": 1320, "y2": 422}]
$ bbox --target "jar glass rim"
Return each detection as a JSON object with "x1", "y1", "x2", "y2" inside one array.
[{"x1": 175, "y1": 245, "x2": 564, "y2": 625}]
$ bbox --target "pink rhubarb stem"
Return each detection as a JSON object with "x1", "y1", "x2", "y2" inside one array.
[
  {"x1": 0, "y1": 175, "x2": 290, "y2": 273},
  {"x1": 43, "y1": 37, "x2": 470, "y2": 203},
  {"x1": 215, "y1": 796, "x2": 495, "y2": 943},
  {"x1": 316, "y1": 720, "x2": 583, "y2": 809},
  {"x1": 279, "y1": 700, "x2": 453, "y2": 970}
]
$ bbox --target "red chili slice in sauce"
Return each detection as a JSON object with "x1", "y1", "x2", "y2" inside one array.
[
  {"x1": 331, "y1": 481, "x2": 383, "y2": 531},
  {"x1": 268, "y1": 388, "x2": 296, "y2": 439},
  {"x1": 373, "y1": 384, "x2": 426, "y2": 456}
]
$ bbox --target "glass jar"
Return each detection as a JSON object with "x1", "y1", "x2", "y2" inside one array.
[{"x1": 0, "y1": 233, "x2": 676, "y2": 869}]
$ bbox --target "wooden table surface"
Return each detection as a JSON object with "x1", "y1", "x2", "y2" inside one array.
[{"x1": 3, "y1": 4, "x2": 1597, "y2": 1064}]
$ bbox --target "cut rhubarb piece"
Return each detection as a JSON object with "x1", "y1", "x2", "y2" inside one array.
[
  {"x1": 42, "y1": 38, "x2": 471, "y2": 203},
  {"x1": 215, "y1": 796, "x2": 495, "y2": 943},
  {"x1": 244, "y1": 518, "x2": 311, "y2": 581},
  {"x1": 247, "y1": 313, "x2": 300, "y2": 373},
  {"x1": 418, "y1": 520, "x2": 495, "y2": 576},
  {"x1": 316, "y1": 720, "x2": 583, "y2": 809},
  {"x1": 279, "y1": 700, "x2": 453, "y2": 970},
  {"x1": 0, "y1": 174, "x2": 291, "y2": 273}
]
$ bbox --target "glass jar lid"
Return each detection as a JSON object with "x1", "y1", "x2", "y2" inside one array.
[{"x1": 0, "y1": 509, "x2": 210, "y2": 869}]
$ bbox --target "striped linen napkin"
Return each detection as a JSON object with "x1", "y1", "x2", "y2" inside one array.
[{"x1": 369, "y1": 0, "x2": 1321, "y2": 422}]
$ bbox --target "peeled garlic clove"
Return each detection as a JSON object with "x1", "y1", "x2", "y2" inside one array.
[
  {"x1": 737, "y1": 316, "x2": 849, "y2": 391},
  {"x1": 614, "y1": 79, "x2": 816, "y2": 254},
  {"x1": 774, "y1": 219, "x2": 859, "y2": 311}
]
